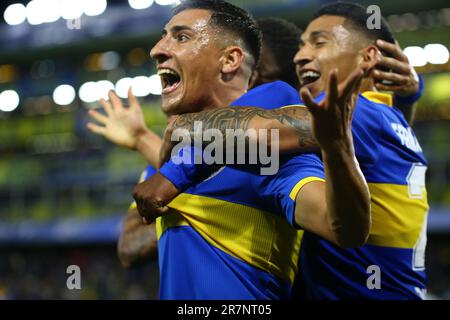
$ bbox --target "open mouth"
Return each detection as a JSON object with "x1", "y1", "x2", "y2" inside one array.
[
  {"x1": 157, "y1": 68, "x2": 181, "y2": 94},
  {"x1": 299, "y1": 70, "x2": 321, "y2": 87}
]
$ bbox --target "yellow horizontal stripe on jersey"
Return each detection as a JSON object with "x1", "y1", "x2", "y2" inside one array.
[
  {"x1": 155, "y1": 210, "x2": 190, "y2": 239},
  {"x1": 156, "y1": 193, "x2": 302, "y2": 284},
  {"x1": 367, "y1": 183, "x2": 429, "y2": 248},
  {"x1": 362, "y1": 91, "x2": 393, "y2": 107},
  {"x1": 289, "y1": 177, "x2": 325, "y2": 200}
]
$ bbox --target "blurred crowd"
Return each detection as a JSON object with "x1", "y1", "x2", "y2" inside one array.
[
  {"x1": 0, "y1": 237, "x2": 450, "y2": 299},
  {"x1": 0, "y1": 246, "x2": 159, "y2": 300}
]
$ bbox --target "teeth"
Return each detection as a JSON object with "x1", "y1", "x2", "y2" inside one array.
[
  {"x1": 301, "y1": 71, "x2": 320, "y2": 79},
  {"x1": 157, "y1": 69, "x2": 178, "y2": 76}
]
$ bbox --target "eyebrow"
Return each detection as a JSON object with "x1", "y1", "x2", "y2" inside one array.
[
  {"x1": 162, "y1": 25, "x2": 194, "y2": 36},
  {"x1": 300, "y1": 30, "x2": 331, "y2": 44}
]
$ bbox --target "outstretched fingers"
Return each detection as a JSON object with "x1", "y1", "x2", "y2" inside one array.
[
  {"x1": 88, "y1": 109, "x2": 109, "y2": 125},
  {"x1": 99, "y1": 98, "x2": 113, "y2": 116},
  {"x1": 300, "y1": 86, "x2": 320, "y2": 115},
  {"x1": 86, "y1": 122, "x2": 107, "y2": 136},
  {"x1": 325, "y1": 69, "x2": 339, "y2": 112},
  {"x1": 108, "y1": 89, "x2": 123, "y2": 112},
  {"x1": 338, "y1": 68, "x2": 365, "y2": 104},
  {"x1": 127, "y1": 87, "x2": 140, "y2": 110}
]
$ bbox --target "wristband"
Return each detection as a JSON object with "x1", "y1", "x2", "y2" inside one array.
[{"x1": 394, "y1": 73, "x2": 424, "y2": 106}]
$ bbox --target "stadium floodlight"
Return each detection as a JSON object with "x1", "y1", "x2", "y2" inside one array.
[
  {"x1": 83, "y1": 0, "x2": 107, "y2": 17},
  {"x1": 131, "y1": 76, "x2": 152, "y2": 97},
  {"x1": 148, "y1": 74, "x2": 163, "y2": 95},
  {"x1": 26, "y1": 0, "x2": 61, "y2": 25},
  {"x1": 4, "y1": 3, "x2": 27, "y2": 26},
  {"x1": 26, "y1": 0, "x2": 45, "y2": 25},
  {"x1": 155, "y1": 0, "x2": 180, "y2": 5},
  {"x1": 115, "y1": 77, "x2": 133, "y2": 98},
  {"x1": 424, "y1": 44, "x2": 450, "y2": 65},
  {"x1": 403, "y1": 46, "x2": 428, "y2": 67},
  {"x1": 53, "y1": 84, "x2": 76, "y2": 106},
  {"x1": 128, "y1": 0, "x2": 154, "y2": 10},
  {"x1": 79, "y1": 81, "x2": 99, "y2": 103},
  {"x1": 60, "y1": 0, "x2": 83, "y2": 20},
  {"x1": 79, "y1": 81, "x2": 115, "y2": 103},
  {"x1": 0, "y1": 90, "x2": 20, "y2": 112},
  {"x1": 40, "y1": 0, "x2": 60, "y2": 23},
  {"x1": 131, "y1": 76, "x2": 150, "y2": 97},
  {"x1": 96, "y1": 80, "x2": 115, "y2": 100}
]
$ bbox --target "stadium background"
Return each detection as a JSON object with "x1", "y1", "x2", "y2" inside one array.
[{"x1": 0, "y1": 0, "x2": 449, "y2": 299}]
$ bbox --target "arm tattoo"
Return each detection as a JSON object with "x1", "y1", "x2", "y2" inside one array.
[
  {"x1": 171, "y1": 106, "x2": 318, "y2": 152},
  {"x1": 118, "y1": 210, "x2": 157, "y2": 267}
]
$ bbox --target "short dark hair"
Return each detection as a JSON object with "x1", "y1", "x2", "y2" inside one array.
[
  {"x1": 173, "y1": 0, "x2": 262, "y2": 69},
  {"x1": 258, "y1": 17, "x2": 302, "y2": 89},
  {"x1": 314, "y1": 1, "x2": 396, "y2": 49}
]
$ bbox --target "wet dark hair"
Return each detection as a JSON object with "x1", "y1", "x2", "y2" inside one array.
[
  {"x1": 258, "y1": 17, "x2": 302, "y2": 89},
  {"x1": 173, "y1": 0, "x2": 262, "y2": 69},
  {"x1": 314, "y1": 1, "x2": 396, "y2": 49}
]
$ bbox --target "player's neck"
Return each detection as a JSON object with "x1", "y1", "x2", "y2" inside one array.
[
  {"x1": 359, "y1": 78, "x2": 377, "y2": 93},
  {"x1": 200, "y1": 84, "x2": 246, "y2": 111}
]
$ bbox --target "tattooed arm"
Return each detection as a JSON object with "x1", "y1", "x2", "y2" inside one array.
[
  {"x1": 159, "y1": 106, "x2": 318, "y2": 166},
  {"x1": 117, "y1": 207, "x2": 158, "y2": 268}
]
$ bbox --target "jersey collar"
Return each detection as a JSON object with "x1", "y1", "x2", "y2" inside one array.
[{"x1": 361, "y1": 91, "x2": 393, "y2": 107}]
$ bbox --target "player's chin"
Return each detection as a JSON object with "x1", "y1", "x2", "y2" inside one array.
[
  {"x1": 301, "y1": 80, "x2": 322, "y2": 98},
  {"x1": 161, "y1": 96, "x2": 184, "y2": 116}
]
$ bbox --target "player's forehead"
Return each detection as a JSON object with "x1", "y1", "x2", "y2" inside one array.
[
  {"x1": 164, "y1": 9, "x2": 213, "y2": 34},
  {"x1": 301, "y1": 15, "x2": 349, "y2": 42}
]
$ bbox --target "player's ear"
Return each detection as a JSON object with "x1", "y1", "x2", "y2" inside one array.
[
  {"x1": 220, "y1": 46, "x2": 245, "y2": 75},
  {"x1": 361, "y1": 45, "x2": 378, "y2": 67},
  {"x1": 359, "y1": 45, "x2": 378, "y2": 75}
]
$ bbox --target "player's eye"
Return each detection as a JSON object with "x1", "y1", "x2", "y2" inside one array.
[
  {"x1": 315, "y1": 41, "x2": 326, "y2": 48},
  {"x1": 176, "y1": 34, "x2": 189, "y2": 42}
]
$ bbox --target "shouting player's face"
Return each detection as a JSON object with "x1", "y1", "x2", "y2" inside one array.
[
  {"x1": 150, "y1": 9, "x2": 224, "y2": 116},
  {"x1": 294, "y1": 15, "x2": 364, "y2": 98}
]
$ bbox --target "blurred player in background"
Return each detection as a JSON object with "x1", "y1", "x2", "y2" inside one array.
[{"x1": 155, "y1": 2, "x2": 428, "y2": 299}]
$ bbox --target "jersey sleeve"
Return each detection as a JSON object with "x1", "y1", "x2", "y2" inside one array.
[
  {"x1": 231, "y1": 81, "x2": 301, "y2": 109},
  {"x1": 351, "y1": 96, "x2": 383, "y2": 171},
  {"x1": 258, "y1": 153, "x2": 325, "y2": 227},
  {"x1": 159, "y1": 145, "x2": 219, "y2": 191}
]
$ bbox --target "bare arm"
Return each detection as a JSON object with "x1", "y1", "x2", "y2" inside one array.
[
  {"x1": 159, "y1": 105, "x2": 317, "y2": 166},
  {"x1": 117, "y1": 207, "x2": 158, "y2": 269},
  {"x1": 294, "y1": 68, "x2": 371, "y2": 248},
  {"x1": 295, "y1": 148, "x2": 369, "y2": 247}
]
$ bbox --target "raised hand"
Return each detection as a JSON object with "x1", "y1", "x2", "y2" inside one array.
[
  {"x1": 300, "y1": 67, "x2": 366, "y2": 150},
  {"x1": 373, "y1": 40, "x2": 419, "y2": 96},
  {"x1": 87, "y1": 88, "x2": 149, "y2": 150}
]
